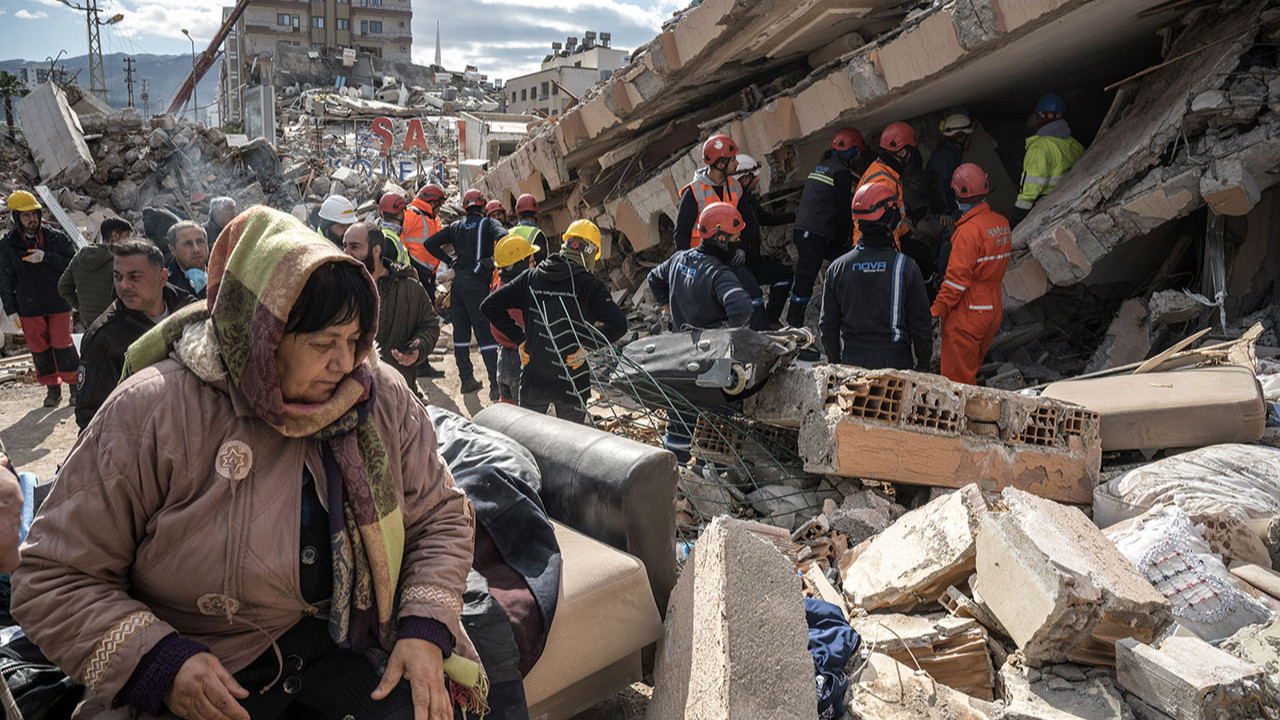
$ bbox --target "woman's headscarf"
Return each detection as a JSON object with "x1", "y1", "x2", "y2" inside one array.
[{"x1": 122, "y1": 206, "x2": 402, "y2": 653}]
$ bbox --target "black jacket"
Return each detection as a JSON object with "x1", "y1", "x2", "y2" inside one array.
[
  {"x1": 0, "y1": 224, "x2": 76, "y2": 317},
  {"x1": 738, "y1": 190, "x2": 795, "y2": 269},
  {"x1": 423, "y1": 213, "x2": 507, "y2": 281},
  {"x1": 166, "y1": 257, "x2": 207, "y2": 300},
  {"x1": 794, "y1": 154, "x2": 856, "y2": 243},
  {"x1": 481, "y1": 254, "x2": 626, "y2": 392},
  {"x1": 203, "y1": 218, "x2": 225, "y2": 246},
  {"x1": 648, "y1": 248, "x2": 754, "y2": 331},
  {"x1": 75, "y1": 284, "x2": 195, "y2": 430},
  {"x1": 673, "y1": 174, "x2": 759, "y2": 252},
  {"x1": 819, "y1": 233, "x2": 931, "y2": 370},
  {"x1": 923, "y1": 141, "x2": 963, "y2": 217}
]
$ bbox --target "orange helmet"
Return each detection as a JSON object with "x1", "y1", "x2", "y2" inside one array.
[
  {"x1": 485, "y1": 200, "x2": 506, "y2": 217},
  {"x1": 514, "y1": 193, "x2": 538, "y2": 215},
  {"x1": 701, "y1": 134, "x2": 738, "y2": 166},
  {"x1": 379, "y1": 192, "x2": 406, "y2": 215},
  {"x1": 696, "y1": 201, "x2": 745, "y2": 240},
  {"x1": 462, "y1": 189, "x2": 486, "y2": 211},
  {"x1": 831, "y1": 127, "x2": 865, "y2": 153},
  {"x1": 951, "y1": 163, "x2": 990, "y2": 200},
  {"x1": 851, "y1": 182, "x2": 901, "y2": 223},
  {"x1": 878, "y1": 122, "x2": 917, "y2": 152},
  {"x1": 417, "y1": 184, "x2": 445, "y2": 202}
]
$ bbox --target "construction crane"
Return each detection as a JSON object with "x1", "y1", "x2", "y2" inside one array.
[{"x1": 165, "y1": 0, "x2": 253, "y2": 116}]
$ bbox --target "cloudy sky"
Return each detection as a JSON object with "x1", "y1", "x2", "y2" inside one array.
[{"x1": 0, "y1": 0, "x2": 685, "y2": 81}]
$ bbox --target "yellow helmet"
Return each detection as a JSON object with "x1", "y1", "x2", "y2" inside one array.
[
  {"x1": 7, "y1": 191, "x2": 42, "y2": 213},
  {"x1": 494, "y1": 234, "x2": 539, "y2": 268},
  {"x1": 562, "y1": 219, "x2": 601, "y2": 259}
]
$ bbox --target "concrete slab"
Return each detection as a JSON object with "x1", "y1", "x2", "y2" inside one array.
[
  {"x1": 17, "y1": 82, "x2": 95, "y2": 188},
  {"x1": 1116, "y1": 637, "x2": 1276, "y2": 720}
]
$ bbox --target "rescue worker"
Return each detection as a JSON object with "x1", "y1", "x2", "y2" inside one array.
[
  {"x1": 856, "y1": 121, "x2": 936, "y2": 289},
  {"x1": 647, "y1": 202, "x2": 754, "y2": 461},
  {"x1": 508, "y1": 193, "x2": 550, "y2": 264},
  {"x1": 487, "y1": 234, "x2": 539, "y2": 405},
  {"x1": 315, "y1": 194, "x2": 358, "y2": 246},
  {"x1": 819, "y1": 183, "x2": 932, "y2": 371},
  {"x1": 481, "y1": 220, "x2": 626, "y2": 423},
  {"x1": 400, "y1": 183, "x2": 447, "y2": 378},
  {"x1": 0, "y1": 191, "x2": 80, "y2": 407},
  {"x1": 424, "y1": 188, "x2": 508, "y2": 397},
  {"x1": 789, "y1": 127, "x2": 864, "y2": 330},
  {"x1": 734, "y1": 154, "x2": 796, "y2": 328},
  {"x1": 932, "y1": 163, "x2": 1011, "y2": 385},
  {"x1": 485, "y1": 200, "x2": 509, "y2": 228},
  {"x1": 923, "y1": 113, "x2": 975, "y2": 280},
  {"x1": 673, "y1": 134, "x2": 753, "y2": 251},
  {"x1": 377, "y1": 192, "x2": 413, "y2": 266},
  {"x1": 1011, "y1": 93, "x2": 1085, "y2": 227}
]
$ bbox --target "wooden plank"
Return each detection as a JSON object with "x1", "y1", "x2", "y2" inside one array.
[
  {"x1": 1133, "y1": 327, "x2": 1212, "y2": 374},
  {"x1": 1116, "y1": 637, "x2": 1267, "y2": 720}
]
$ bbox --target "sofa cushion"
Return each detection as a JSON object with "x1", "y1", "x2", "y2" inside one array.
[{"x1": 522, "y1": 521, "x2": 663, "y2": 707}]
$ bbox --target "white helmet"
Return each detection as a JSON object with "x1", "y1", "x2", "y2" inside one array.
[
  {"x1": 732, "y1": 153, "x2": 759, "y2": 179},
  {"x1": 318, "y1": 195, "x2": 358, "y2": 224},
  {"x1": 940, "y1": 113, "x2": 974, "y2": 136}
]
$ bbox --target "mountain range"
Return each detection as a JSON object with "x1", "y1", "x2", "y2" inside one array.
[{"x1": 0, "y1": 52, "x2": 220, "y2": 118}]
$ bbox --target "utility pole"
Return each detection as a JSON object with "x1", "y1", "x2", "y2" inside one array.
[
  {"x1": 123, "y1": 56, "x2": 136, "y2": 107},
  {"x1": 140, "y1": 79, "x2": 149, "y2": 118},
  {"x1": 57, "y1": 0, "x2": 124, "y2": 102}
]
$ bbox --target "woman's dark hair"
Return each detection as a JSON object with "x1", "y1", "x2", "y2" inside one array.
[{"x1": 284, "y1": 261, "x2": 377, "y2": 335}]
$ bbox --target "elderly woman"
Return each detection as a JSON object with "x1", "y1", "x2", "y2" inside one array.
[{"x1": 12, "y1": 207, "x2": 484, "y2": 720}]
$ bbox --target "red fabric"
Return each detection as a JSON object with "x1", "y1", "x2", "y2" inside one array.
[
  {"x1": 931, "y1": 202, "x2": 1011, "y2": 385},
  {"x1": 473, "y1": 526, "x2": 544, "y2": 676},
  {"x1": 22, "y1": 311, "x2": 77, "y2": 385}
]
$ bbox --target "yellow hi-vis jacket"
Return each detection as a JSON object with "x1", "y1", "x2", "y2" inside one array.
[
  {"x1": 1016, "y1": 133, "x2": 1085, "y2": 211},
  {"x1": 381, "y1": 226, "x2": 412, "y2": 266}
]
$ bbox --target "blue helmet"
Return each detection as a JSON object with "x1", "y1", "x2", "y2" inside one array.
[{"x1": 1035, "y1": 93, "x2": 1066, "y2": 115}]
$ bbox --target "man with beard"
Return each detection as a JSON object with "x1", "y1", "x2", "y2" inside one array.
[{"x1": 342, "y1": 222, "x2": 439, "y2": 397}]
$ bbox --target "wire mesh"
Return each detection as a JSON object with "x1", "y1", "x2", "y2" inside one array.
[{"x1": 523, "y1": 288, "x2": 836, "y2": 558}]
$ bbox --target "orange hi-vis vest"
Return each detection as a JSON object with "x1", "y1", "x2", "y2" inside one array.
[
  {"x1": 681, "y1": 176, "x2": 742, "y2": 249},
  {"x1": 403, "y1": 200, "x2": 442, "y2": 269},
  {"x1": 853, "y1": 160, "x2": 907, "y2": 250}
]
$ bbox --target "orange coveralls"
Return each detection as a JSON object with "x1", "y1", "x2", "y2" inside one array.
[{"x1": 930, "y1": 201, "x2": 1011, "y2": 384}]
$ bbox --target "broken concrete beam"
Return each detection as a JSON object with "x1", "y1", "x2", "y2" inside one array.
[
  {"x1": 1086, "y1": 298, "x2": 1150, "y2": 374},
  {"x1": 975, "y1": 488, "x2": 1174, "y2": 667},
  {"x1": 648, "y1": 516, "x2": 816, "y2": 720},
  {"x1": 850, "y1": 613, "x2": 995, "y2": 700},
  {"x1": 846, "y1": 653, "x2": 995, "y2": 720},
  {"x1": 17, "y1": 82, "x2": 96, "y2": 188},
  {"x1": 1201, "y1": 158, "x2": 1262, "y2": 217},
  {"x1": 999, "y1": 662, "x2": 1132, "y2": 720},
  {"x1": 753, "y1": 365, "x2": 1100, "y2": 503},
  {"x1": 1148, "y1": 290, "x2": 1202, "y2": 327},
  {"x1": 1220, "y1": 612, "x2": 1280, "y2": 678},
  {"x1": 1116, "y1": 637, "x2": 1276, "y2": 720},
  {"x1": 843, "y1": 484, "x2": 988, "y2": 613}
]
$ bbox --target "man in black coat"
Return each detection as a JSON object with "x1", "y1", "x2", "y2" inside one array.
[
  {"x1": 0, "y1": 191, "x2": 80, "y2": 407},
  {"x1": 481, "y1": 220, "x2": 626, "y2": 424},
  {"x1": 76, "y1": 240, "x2": 194, "y2": 430}
]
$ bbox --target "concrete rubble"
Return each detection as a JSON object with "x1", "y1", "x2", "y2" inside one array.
[
  {"x1": 846, "y1": 652, "x2": 997, "y2": 720},
  {"x1": 1115, "y1": 636, "x2": 1278, "y2": 720},
  {"x1": 975, "y1": 488, "x2": 1174, "y2": 667},
  {"x1": 999, "y1": 661, "x2": 1133, "y2": 720},
  {"x1": 850, "y1": 612, "x2": 995, "y2": 699}
]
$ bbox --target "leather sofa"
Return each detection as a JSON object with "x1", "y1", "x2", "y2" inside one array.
[{"x1": 471, "y1": 405, "x2": 678, "y2": 720}]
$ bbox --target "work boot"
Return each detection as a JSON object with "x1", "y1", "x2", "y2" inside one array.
[
  {"x1": 459, "y1": 377, "x2": 483, "y2": 394},
  {"x1": 488, "y1": 384, "x2": 500, "y2": 402},
  {"x1": 418, "y1": 361, "x2": 445, "y2": 378},
  {"x1": 43, "y1": 385, "x2": 61, "y2": 408},
  {"x1": 69, "y1": 384, "x2": 78, "y2": 407}
]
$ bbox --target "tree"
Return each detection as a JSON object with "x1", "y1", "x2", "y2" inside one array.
[{"x1": 0, "y1": 72, "x2": 30, "y2": 140}]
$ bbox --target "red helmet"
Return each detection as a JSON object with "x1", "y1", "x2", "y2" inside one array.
[
  {"x1": 696, "y1": 201, "x2": 745, "y2": 239},
  {"x1": 417, "y1": 183, "x2": 445, "y2": 202},
  {"x1": 462, "y1": 189, "x2": 486, "y2": 211},
  {"x1": 514, "y1": 193, "x2": 538, "y2": 215},
  {"x1": 701, "y1": 134, "x2": 738, "y2": 166},
  {"x1": 379, "y1": 192, "x2": 406, "y2": 215},
  {"x1": 951, "y1": 163, "x2": 990, "y2": 200},
  {"x1": 485, "y1": 200, "x2": 506, "y2": 217},
  {"x1": 878, "y1": 122, "x2": 917, "y2": 152},
  {"x1": 831, "y1": 127, "x2": 865, "y2": 153},
  {"x1": 851, "y1": 182, "x2": 901, "y2": 222}
]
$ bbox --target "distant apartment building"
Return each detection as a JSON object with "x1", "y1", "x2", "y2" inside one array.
[
  {"x1": 219, "y1": 0, "x2": 412, "y2": 123},
  {"x1": 18, "y1": 66, "x2": 71, "y2": 86},
  {"x1": 506, "y1": 32, "x2": 628, "y2": 117}
]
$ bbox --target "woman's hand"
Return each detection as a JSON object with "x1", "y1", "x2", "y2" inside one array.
[
  {"x1": 371, "y1": 638, "x2": 450, "y2": 720},
  {"x1": 164, "y1": 653, "x2": 250, "y2": 720}
]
